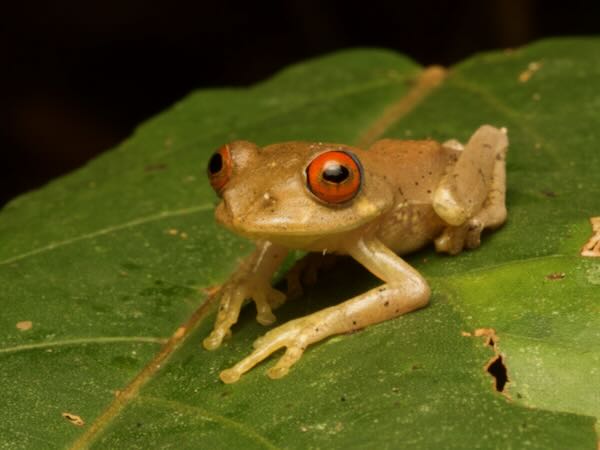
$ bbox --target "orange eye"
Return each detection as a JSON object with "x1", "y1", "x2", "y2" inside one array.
[
  {"x1": 207, "y1": 144, "x2": 232, "y2": 194},
  {"x1": 306, "y1": 150, "x2": 363, "y2": 204}
]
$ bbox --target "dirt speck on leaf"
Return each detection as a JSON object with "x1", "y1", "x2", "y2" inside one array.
[
  {"x1": 518, "y1": 61, "x2": 542, "y2": 83},
  {"x1": 173, "y1": 326, "x2": 186, "y2": 339},
  {"x1": 62, "y1": 412, "x2": 85, "y2": 427},
  {"x1": 16, "y1": 320, "x2": 33, "y2": 331},
  {"x1": 165, "y1": 228, "x2": 189, "y2": 240},
  {"x1": 545, "y1": 272, "x2": 566, "y2": 280}
]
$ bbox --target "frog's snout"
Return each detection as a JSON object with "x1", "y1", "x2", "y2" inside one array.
[
  {"x1": 215, "y1": 190, "x2": 258, "y2": 232},
  {"x1": 214, "y1": 199, "x2": 233, "y2": 227}
]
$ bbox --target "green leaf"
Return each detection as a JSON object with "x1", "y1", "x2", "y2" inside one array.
[{"x1": 1, "y1": 38, "x2": 598, "y2": 449}]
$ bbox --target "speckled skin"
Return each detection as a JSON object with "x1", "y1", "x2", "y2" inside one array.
[{"x1": 204, "y1": 125, "x2": 508, "y2": 383}]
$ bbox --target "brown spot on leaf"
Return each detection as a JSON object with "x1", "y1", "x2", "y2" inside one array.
[
  {"x1": 581, "y1": 217, "x2": 600, "y2": 257},
  {"x1": 473, "y1": 327, "x2": 498, "y2": 346},
  {"x1": 144, "y1": 163, "x2": 167, "y2": 172},
  {"x1": 546, "y1": 272, "x2": 566, "y2": 280},
  {"x1": 16, "y1": 320, "x2": 32, "y2": 331},
  {"x1": 165, "y1": 228, "x2": 189, "y2": 240},
  {"x1": 541, "y1": 189, "x2": 557, "y2": 198},
  {"x1": 62, "y1": 412, "x2": 85, "y2": 427},
  {"x1": 518, "y1": 61, "x2": 542, "y2": 83}
]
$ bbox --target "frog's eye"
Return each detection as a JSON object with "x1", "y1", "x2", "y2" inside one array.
[
  {"x1": 207, "y1": 144, "x2": 233, "y2": 194},
  {"x1": 305, "y1": 150, "x2": 363, "y2": 204}
]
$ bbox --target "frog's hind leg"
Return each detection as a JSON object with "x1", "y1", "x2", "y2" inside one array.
[
  {"x1": 285, "y1": 253, "x2": 339, "y2": 300},
  {"x1": 433, "y1": 125, "x2": 508, "y2": 255}
]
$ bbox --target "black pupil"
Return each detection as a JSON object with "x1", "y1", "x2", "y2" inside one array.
[
  {"x1": 322, "y1": 162, "x2": 349, "y2": 183},
  {"x1": 208, "y1": 152, "x2": 223, "y2": 174}
]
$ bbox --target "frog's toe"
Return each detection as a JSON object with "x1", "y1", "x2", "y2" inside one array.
[
  {"x1": 219, "y1": 335, "x2": 286, "y2": 383},
  {"x1": 220, "y1": 367, "x2": 241, "y2": 384},
  {"x1": 218, "y1": 321, "x2": 310, "y2": 382},
  {"x1": 267, "y1": 287, "x2": 286, "y2": 309},
  {"x1": 203, "y1": 333, "x2": 222, "y2": 351},
  {"x1": 435, "y1": 218, "x2": 486, "y2": 254},
  {"x1": 253, "y1": 287, "x2": 285, "y2": 325},
  {"x1": 465, "y1": 219, "x2": 484, "y2": 249},
  {"x1": 267, "y1": 346, "x2": 304, "y2": 379},
  {"x1": 256, "y1": 309, "x2": 277, "y2": 326},
  {"x1": 252, "y1": 335, "x2": 266, "y2": 349},
  {"x1": 202, "y1": 328, "x2": 231, "y2": 350},
  {"x1": 435, "y1": 225, "x2": 468, "y2": 255}
]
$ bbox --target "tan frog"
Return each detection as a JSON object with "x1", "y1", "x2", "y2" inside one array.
[{"x1": 204, "y1": 125, "x2": 508, "y2": 383}]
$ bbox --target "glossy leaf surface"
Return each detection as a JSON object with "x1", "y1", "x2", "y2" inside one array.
[{"x1": 1, "y1": 38, "x2": 598, "y2": 449}]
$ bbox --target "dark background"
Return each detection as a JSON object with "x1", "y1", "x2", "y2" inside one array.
[{"x1": 2, "y1": 1, "x2": 599, "y2": 207}]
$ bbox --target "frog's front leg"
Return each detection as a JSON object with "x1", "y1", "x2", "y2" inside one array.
[
  {"x1": 203, "y1": 241, "x2": 288, "y2": 350},
  {"x1": 219, "y1": 237, "x2": 430, "y2": 383}
]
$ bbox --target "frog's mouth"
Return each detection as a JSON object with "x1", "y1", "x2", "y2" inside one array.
[{"x1": 214, "y1": 199, "x2": 382, "y2": 250}]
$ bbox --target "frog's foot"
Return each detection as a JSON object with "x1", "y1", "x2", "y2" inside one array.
[
  {"x1": 203, "y1": 281, "x2": 286, "y2": 351},
  {"x1": 253, "y1": 285, "x2": 286, "y2": 325},
  {"x1": 219, "y1": 314, "x2": 327, "y2": 383},
  {"x1": 286, "y1": 253, "x2": 338, "y2": 300},
  {"x1": 435, "y1": 219, "x2": 484, "y2": 255}
]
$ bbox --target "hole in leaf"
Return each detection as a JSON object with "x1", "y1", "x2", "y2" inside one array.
[
  {"x1": 465, "y1": 328, "x2": 511, "y2": 395},
  {"x1": 487, "y1": 355, "x2": 509, "y2": 392}
]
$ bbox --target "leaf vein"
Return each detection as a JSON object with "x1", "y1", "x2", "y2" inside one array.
[
  {"x1": 0, "y1": 336, "x2": 168, "y2": 354},
  {"x1": 429, "y1": 253, "x2": 567, "y2": 278},
  {"x1": 0, "y1": 204, "x2": 213, "y2": 266},
  {"x1": 140, "y1": 395, "x2": 281, "y2": 450},
  {"x1": 449, "y1": 74, "x2": 561, "y2": 163}
]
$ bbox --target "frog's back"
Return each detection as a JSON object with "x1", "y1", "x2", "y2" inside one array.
[{"x1": 366, "y1": 138, "x2": 459, "y2": 204}]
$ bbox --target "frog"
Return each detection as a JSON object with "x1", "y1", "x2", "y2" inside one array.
[{"x1": 203, "y1": 125, "x2": 508, "y2": 383}]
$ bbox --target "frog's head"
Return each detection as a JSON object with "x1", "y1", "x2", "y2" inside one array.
[{"x1": 207, "y1": 140, "x2": 394, "y2": 249}]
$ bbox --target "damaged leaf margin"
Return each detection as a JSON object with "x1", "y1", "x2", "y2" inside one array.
[{"x1": 462, "y1": 328, "x2": 510, "y2": 395}]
